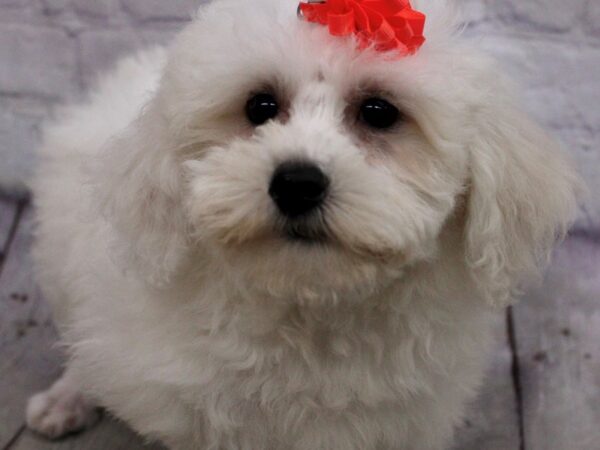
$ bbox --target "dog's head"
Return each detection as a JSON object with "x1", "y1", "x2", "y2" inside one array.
[{"x1": 99, "y1": 0, "x2": 579, "y2": 305}]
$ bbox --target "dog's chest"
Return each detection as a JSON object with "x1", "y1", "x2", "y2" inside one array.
[
  {"x1": 177, "y1": 314, "x2": 438, "y2": 445},
  {"x1": 73, "y1": 283, "x2": 491, "y2": 449}
]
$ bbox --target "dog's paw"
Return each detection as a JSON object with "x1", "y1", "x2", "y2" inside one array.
[{"x1": 26, "y1": 383, "x2": 99, "y2": 439}]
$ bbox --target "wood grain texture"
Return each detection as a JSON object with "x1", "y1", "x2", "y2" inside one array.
[
  {"x1": 453, "y1": 314, "x2": 521, "y2": 450},
  {"x1": 0, "y1": 207, "x2": 63, "y2": 447},
  {"x1": 514, "y1": 235, "x2": 600, "y2": 450}
]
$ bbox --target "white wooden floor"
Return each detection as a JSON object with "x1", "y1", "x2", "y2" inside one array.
[{"x1": 1, "y1": 196, "x2": 598, "y2": 450}]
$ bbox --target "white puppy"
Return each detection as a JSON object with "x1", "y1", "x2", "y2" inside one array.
[{"x1": 27, "y1": 0, "x2": 580, "y2": 449}]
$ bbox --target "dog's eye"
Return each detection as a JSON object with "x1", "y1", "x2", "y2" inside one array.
[
  {"x1": 359, "y1": 98, "x2": 400, "y2": 130},
  {"x1": 246, "y1": 93, "x2": 279, "y2": 126}
]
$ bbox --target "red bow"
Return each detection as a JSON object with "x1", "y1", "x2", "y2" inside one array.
[{"x1": 299, "y1": 0, "x2": 426, "y2": 55}]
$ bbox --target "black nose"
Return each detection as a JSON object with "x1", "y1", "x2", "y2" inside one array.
[{"x1": 269, "y1": 161, "x2": 330, "y2": 218}]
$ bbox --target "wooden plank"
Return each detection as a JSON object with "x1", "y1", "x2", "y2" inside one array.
[
  {"x1": 0, "y1": 207, "x2": 63, "y2": 447},
  {"x1": 513, "y1": 235, "x2": 600, "y2": 450},
  {"x1": 453, "y1": 314, "x2": 521, "y2": 450},
  {"x1": 0, "y1": 207, "x2": 162, "y2": 449}
]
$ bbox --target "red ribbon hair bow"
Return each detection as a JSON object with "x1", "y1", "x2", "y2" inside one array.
[{"x1": 298, "y1": 0, "x2": 426, "y2": 55}]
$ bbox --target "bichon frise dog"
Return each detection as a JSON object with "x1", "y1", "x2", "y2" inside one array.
[{"x1": 26, "y1": 0, "x2": 580, "y2": 449}]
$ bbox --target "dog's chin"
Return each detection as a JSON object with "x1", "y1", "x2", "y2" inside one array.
[{"x1": 203, "y1": 222, "x2": 407, "y2": 304}]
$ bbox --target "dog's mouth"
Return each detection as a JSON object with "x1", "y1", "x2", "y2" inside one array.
[
  {"x1": 285, "y1": 224, "x2": 327, "y2": 243},
  {"x1": 279, "y1": 216, "x2": 329, "y2": 244},
  {"x1": 277, "y1": 215, "x2": 403, "y2": 262}
]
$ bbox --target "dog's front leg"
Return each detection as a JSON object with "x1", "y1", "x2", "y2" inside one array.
[{"x1": 26, "y1": 366, "x2": 100, "y2": 439}]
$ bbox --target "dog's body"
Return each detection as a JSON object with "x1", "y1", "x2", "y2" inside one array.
[{"x1": 27, "y1": 1, "x2": 579, "y2": 449}]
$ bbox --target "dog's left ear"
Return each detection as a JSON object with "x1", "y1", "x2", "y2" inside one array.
[
  {"x1": 464, "y1": 69, "x2": 581, "y2": 307},
  {"x1": 94, "y1": 102, "x2": 188, "y2": 285}
]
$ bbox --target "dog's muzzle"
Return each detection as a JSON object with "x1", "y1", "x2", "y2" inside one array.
[{"x1": 269, "y1": 161, "x2": 329, "y2": 219}]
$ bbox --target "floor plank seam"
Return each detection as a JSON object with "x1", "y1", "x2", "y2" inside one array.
[
  {"x1": 1, "y1": 424, "x2": 25, "y2": 450},
  {"x1": 569, "y1": 228, "x2": 600, "y2": 244},
  {"x1": 0, "y1": 201, "x2": 29, "y2": 450},
  {"x1": 0, "y1": 200, "x2": 28, "y2": 280},
  {"x1": 507, "y1": 307, "x2": 526, "y2": 450}
]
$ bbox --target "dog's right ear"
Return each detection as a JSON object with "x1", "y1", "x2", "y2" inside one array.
[
  {"x1": 94, "y1": 102, "x2": 188, "y2": 285},
  {"x1": 464, "y1": 69, "x2": 581, "y2": 308}
]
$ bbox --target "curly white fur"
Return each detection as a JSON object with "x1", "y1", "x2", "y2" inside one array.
[{"x1": 28, "y1": 1, "x2": 580, "y2": 449}]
